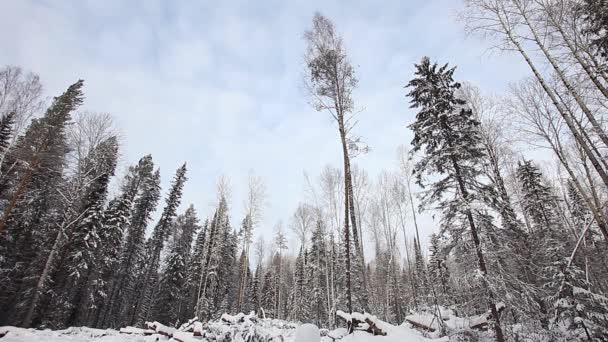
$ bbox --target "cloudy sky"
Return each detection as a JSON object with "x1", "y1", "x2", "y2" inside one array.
[{"x1": 0, "y1": 0, "x2": 532, "y2": 251}]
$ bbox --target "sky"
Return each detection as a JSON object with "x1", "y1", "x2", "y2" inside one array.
[{"x1": 0, "y1": 0, "x2": 532, "y2": 252}]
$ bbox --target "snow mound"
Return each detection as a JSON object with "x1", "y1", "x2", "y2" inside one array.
[{"x1": 296, "y1": 323, "x2": 320, "y2": 342}]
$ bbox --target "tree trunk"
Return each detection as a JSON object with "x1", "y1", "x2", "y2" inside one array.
[
  {"x1": 513, "y1": 0, "x2": 608, "y2": 148},
  {"x1": 495, "y1": 6, "x2": 608, "y2": 188},
  {"x1": 441, "y1": 115, "x2": 505, "y2": 342}
]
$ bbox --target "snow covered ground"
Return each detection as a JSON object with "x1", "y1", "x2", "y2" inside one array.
[{"x1": 0, "y1": 317, "x2": 444, "y2": 342}]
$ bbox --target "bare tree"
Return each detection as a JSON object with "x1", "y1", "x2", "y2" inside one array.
[
  {"x1": 461, "y1": 0, "x2": 608, "y2": 189},
  {"x1": 0, "y1": 66, "x2": 44, "y2": 139},
  {"x1": 291, "y1": 202, "x2": 315, "y2": 248},
  {"x1": 236, "y1": 171, "x2": 266, "y2": 310},
  {"x1": 508, "y1": 76, "x2": 608, "y2": 241}
]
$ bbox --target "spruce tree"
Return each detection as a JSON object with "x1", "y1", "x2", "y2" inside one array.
[
  {"x1": 406, "y1": 57, "x2": 505, "y2": 341},
  {"x1": 98, "y1": 155, "x2": 156, "y2": 327},
  {"x1": 308, "y1": 220, "x2": 328, "y2": 327},
  {"x1": 134, "y1": 163, "x2": 187, "y2": 326},
  {"x1": 516, "y1": 160, "x2": 560, "y2": 233},
  {"x1": 0, "y1": 80, "x2": 83, "y2": 327},
  {"x1": 580, "y1": 0, "x2": 608, "y2": 60},
  {"x1": 261, "y1": 270, "x2": 276, "y2": 318},
  {"x1": 49, "y1": 136, "x2": 118, "y2": 327},
  {"x1": 0, "y1": 112, "x2": 15, "y2": 153},
  {"x1": 114, "y1": 160, "x2": 161, "y2": 327}
]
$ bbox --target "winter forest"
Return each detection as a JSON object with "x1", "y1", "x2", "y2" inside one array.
[{"x1": 1, "y1": 0, "x2": 608, "y2": 341}]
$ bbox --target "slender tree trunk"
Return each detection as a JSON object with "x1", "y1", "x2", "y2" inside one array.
[
  {"x1": 496, "y1": 7, "x2": 608, "y2": 187},
  {"x1": 541, "y1": 1, "x2": 608, "y2": 100},
  {"x1": 22, "y1": 222, "x2": 65, "y2": 327},
  {"x1": 340, "y1": 125, "x2": 353, "y2": 313},
  {"x1": 513, "y1": 0, "x2": 608, "y2": 148},
  {"x1": 441, "y1": 116, "x2": 505, "y2": 342}
]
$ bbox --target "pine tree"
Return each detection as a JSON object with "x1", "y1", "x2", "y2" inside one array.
[
  {"x1": 134, "y1": 163, "x2": 187, "y2": 326},
  {"x1": 98, "y1": 155, "x2": 156, "y2": 327},
  {"x1": 289, "y1": 247, "x2": 310, "y2": 322},
  {"x1": 261, "y1": 270, "x2": 276, "y2": 318},
  {"x1": 0, "y1": 80, "x2": 83, "y2": 327},
  {"x1": 185, "y1": 219, "x2": 208, "y2": 319},
  {"x1": 428, "y1": 233, "x2": 451, "y2": 305},
  {"x1": 0, "y1": 112, "x2": 15, "y2": 153},
  {"x1": 308, "y1": 220, "x2": 328, "y2": 327},
  {"x1": 246, "y1": 265, "x2": 260, "y2": 314},
  {"x1": 406, "y1": 57, "x2": 505, "y2": 341},
  {"x1": 48, "y1": 136, "x2": 119, "y2": 327},
  {"x1": 113, "y1": 159, "x2": 161, "y2": 327},
  {"x1": 516, "y1": 160, "x2": 560, "y2": 233},
  {"x1": 549, "y1": 261, "x2": 608, "y2": 340},
  {"x1": 580, "y1": 0, "x2": 608, "y2": 60}
]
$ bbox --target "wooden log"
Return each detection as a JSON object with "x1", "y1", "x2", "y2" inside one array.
[
  {"x1": 364, "y1": 317, "x2": 387, "y2": 336},
  {"x1": 405, "y1": 318, "x2": 436, "y2": 332}
]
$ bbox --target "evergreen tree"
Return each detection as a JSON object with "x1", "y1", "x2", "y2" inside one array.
[
  {"x1": 98, "y1": 155, "x2": 156, "y2": 327},
  {"x1": 261, "y1": 270, "x2": 276, "y2": 318},
  {"x1": 114, "y1": 159, "x2": 161, "y2": 327},
  {"x1": 152, "y1": 205, "x2": 199, "y2": 325},
  {"x1": 47, "y1": 136, "x2": 118, "y2": 327},
  {"x1": 308, "y1": 220, "x2": 328, "y2": 327},
  {"x1": 406, "y1": 57, "x2": 505, "y2": 341},
  {"x1": 0, "y1": 112, "x2": 15, "y2": 153},
  {"x1": 185, "y1": 219, "x2": 208, "y2": 319},
  {"x1": 134, "y1": 163, "x2": 187, "y2": 326},
  {"x1": 580, "y1": 0, "x2": 608, "y2": 60},
  {"x1": 0, "y1": 80, "x2": 83, "y2": 326},
  {"x1": 428, "y1": 233, "x2": 451, "y2": 305},
  {"x1": 516, "y1": 160, "x2": 560, "y2": 233}
]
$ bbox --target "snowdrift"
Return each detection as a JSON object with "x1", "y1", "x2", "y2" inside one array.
[{"x1": 0, "y1": 312, "x2": 443, "y2": 342}]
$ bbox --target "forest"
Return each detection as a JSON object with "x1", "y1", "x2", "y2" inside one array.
[{"x1": 1, "y1": 0, "x2": 608, "y2": 341}]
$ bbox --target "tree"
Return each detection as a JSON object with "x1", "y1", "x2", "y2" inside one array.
[
  {"x1": 113, "y1": 159, "x2": 161, "y2": 327},
  {"x1": 580, "y1": 0, "x2": 608, "y2": 60},
  {"x1": 134, "y1": 163, "x2": 187, "y2": 326},
  {"x1": 0, "y1": 80, "x2": 83, "y2": 327},
  {"x1": 406, "y1": 57, "x2": 505, "y2": 341},
  {"x1": 0, "y1": 112, "x2": 15, "y2": 154},
  {"x1": 261, "y1": 270, "x2": 276, "y2": 318},
  {"x1": 304, "y1": 13, "x2": 368, "y2": 312},
  {"x1": 47, "y1": 136, "x2": 119, "y2": 327}
]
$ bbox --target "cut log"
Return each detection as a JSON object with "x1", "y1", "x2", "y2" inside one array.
[
  {"x1": 405, "y1": 318, "x2": 436, "y2": 332},
  {"x1": 364, "y1": 317, "x2": 387, "y2": 336}
]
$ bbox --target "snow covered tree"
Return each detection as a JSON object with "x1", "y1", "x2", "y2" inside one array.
[
  {"x1": 134, "y1": 163, "x2": 187, "y2": 326},
  {"x1": 112, "y1": 158, "x2": 160, "y2": 327},
  {"x1": 46, "y1": 136, "x2": 118, "y2": 327},
  {"x1": 303, "y1": 13, "x2": 369, "y2": 313},
  {"x1": 0, "y1": 80, "x2": 83, "y2": 327},
  {"x1": 428, "y1": 233, "x2": 451, "y2": 305},
  {"x1": 406, "y1": 57, "x2": 505, "y2": 341},
  {"x1": 153, "y1": 205, "x2": 199, "y2": 325},
  {"x1": 308, "y1": 220, "x2": 328, "y2": 327},
  {"x1": 289, "y1": 247, "x2": 310, "y2": 322},
  {"x1": 261, "y1": 269, "x2": 276, "y2": 318},
  {"x1": 0, "y1": 112, "x2": 15, "y2": 154},
  {"x1": 580, "y1": 0, "x2": 608, "y2": 60},
  {"x1": 516, "y1": 160, "x2": 561, "y2": 233}
]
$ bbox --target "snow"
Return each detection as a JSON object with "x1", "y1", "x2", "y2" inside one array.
[
  {"x1": 295, "y1": 323, "x2": 320, "y2": 342},
  {"x1": 0, "y1": 314, "x2": 444, "y2": 342}
]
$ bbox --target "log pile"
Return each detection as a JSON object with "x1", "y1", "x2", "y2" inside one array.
[{"x1": 118, "y1": 312, "x2": 292, "y2": 341}]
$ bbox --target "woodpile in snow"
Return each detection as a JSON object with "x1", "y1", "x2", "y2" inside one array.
[
  {"x1": 336, "y1": 311, "x2": 387, "y2": 336},
  {"x1": 118, "y1": 312, "x2": 296, "y2": 341},
  {"x1": 405, "y1": 303, "x2": 505, "y2": 333}
]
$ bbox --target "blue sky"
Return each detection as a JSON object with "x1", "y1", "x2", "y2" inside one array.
[{"x1": 0, "y1": 0, "x2": 531, "y2": 251}]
